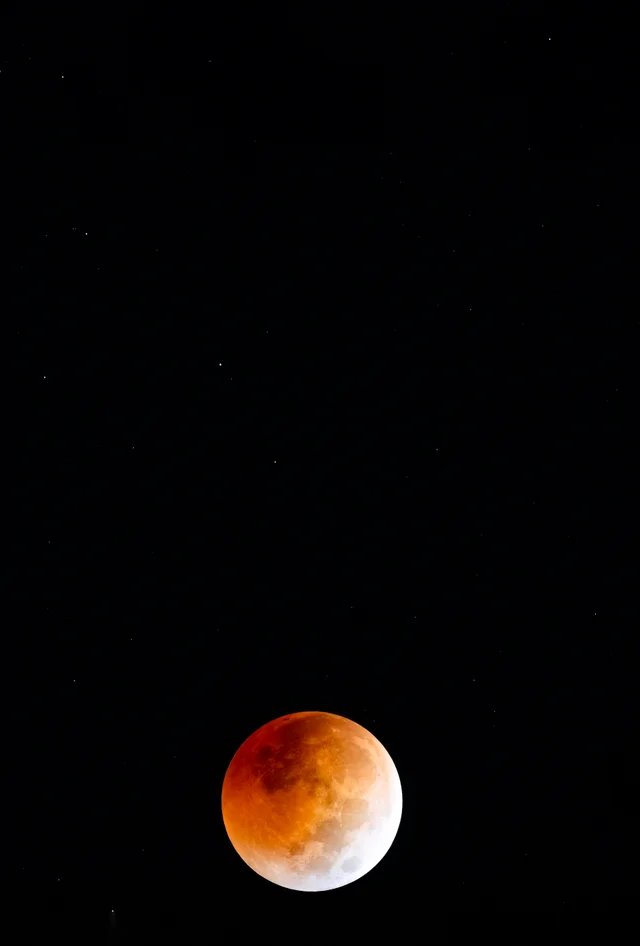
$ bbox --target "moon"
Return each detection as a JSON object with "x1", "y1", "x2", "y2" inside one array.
[{"x1": 221, "y1": 710, "x2": 402, "y2": 891}]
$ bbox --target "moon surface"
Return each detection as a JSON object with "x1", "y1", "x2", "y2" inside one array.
[{"x1": 221, "y1": 711, "x2": 402, "y2": 891}]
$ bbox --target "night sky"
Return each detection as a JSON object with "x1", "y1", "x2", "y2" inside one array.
[{"x1": 5, "y1": 1, "x2": 638, "y2": 942}]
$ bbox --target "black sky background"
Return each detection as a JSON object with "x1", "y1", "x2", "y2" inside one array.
[{"x1": 4, "y1": 1, "x2": 638, "y2": 942}]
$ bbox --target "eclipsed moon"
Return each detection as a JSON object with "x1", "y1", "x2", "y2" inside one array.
[{"x1": 221, "y1": 710, "x2": 402, "y2": 891}]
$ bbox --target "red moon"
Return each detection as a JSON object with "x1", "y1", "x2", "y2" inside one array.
[{"x1": 221, "y1": 711, "x2": 402, "y2": 891}]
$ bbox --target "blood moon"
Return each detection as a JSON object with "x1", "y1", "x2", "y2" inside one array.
[{"x1": 221, "y1": 711, "x2": 402, "y2": 891}]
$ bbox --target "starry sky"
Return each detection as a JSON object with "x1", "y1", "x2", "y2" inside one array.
[{"x1": 4, "y1": 1, "x2": 638, "y2": 942}]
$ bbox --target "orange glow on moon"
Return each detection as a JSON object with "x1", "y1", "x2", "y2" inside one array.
[{"x1": 221, "y1": 711, "x2": 402, "y2": 891}]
